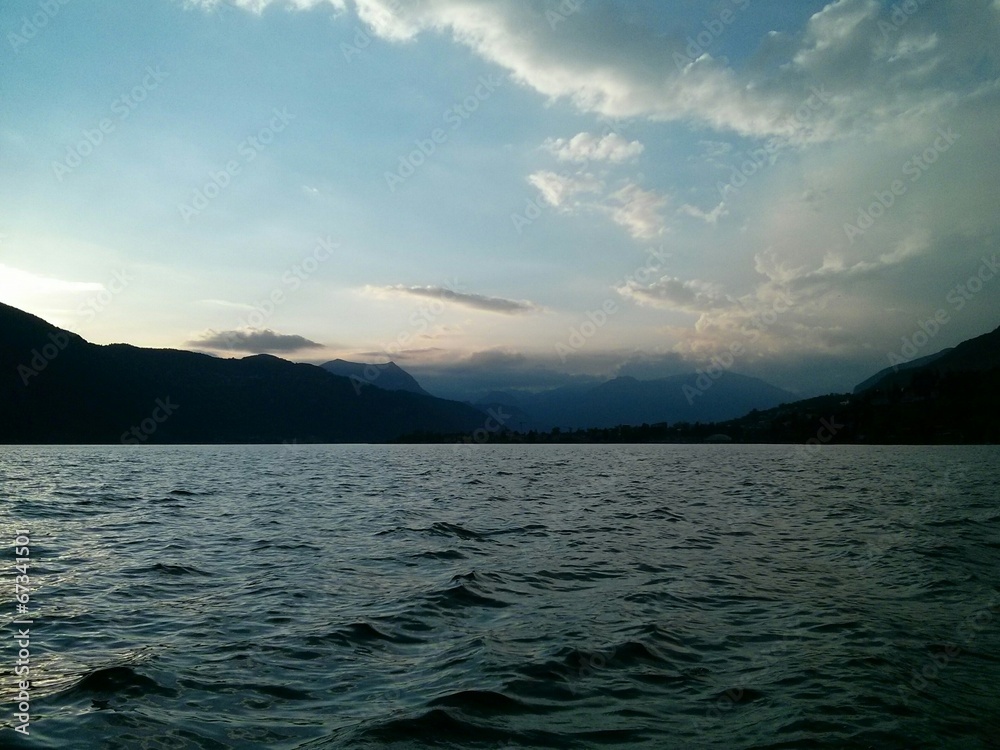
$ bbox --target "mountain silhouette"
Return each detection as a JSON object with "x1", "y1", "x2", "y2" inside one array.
[
  {"x1": 320, "y1": 359, "x2": 430, "y2": 396},
  {"x1": 704, "y1": 324, "x2": 1000, "y2": 444},
  {"x1": 475, "y1": 372, "x2": 795, "y2": 430},
  {"x1": 0, "y1": 302, "x2": 485, "y2": 444},
  {"x1": 852, "y1": 350, "x2": 951, "y2": 394},
  {"x1": 856, "y1": 325, "x2": 1000, "y2": 393}
]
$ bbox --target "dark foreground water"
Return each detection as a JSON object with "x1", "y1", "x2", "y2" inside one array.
[{"x1": 1, "y1": 444, "x2": 998, "y2": 749}]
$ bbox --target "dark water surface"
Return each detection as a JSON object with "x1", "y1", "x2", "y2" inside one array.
[{"x1": 1, "y1": 444, "x2": 998, "y2": 749}]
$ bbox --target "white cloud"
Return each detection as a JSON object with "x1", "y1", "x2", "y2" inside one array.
[
  {"x1": 366, "y1": 284, "x2": 542, "y2": 314},
  {"x1": 608, "y1": 183, "x2": 669, "y2": 240},
  {"x1": 544, "y1": 132, "x2": 644, "y2": 163},
  {"x1": 198, "y1": 298, "x2": 257, "y2": 310},
  {"x1": 0, "y1": 265, "x2": 103, "y2": 297},
  {"x1": 191, "y1": 0, "x2": 999, "y2": 145},
  {"x1": 793, "y1": 0, "x2": 880, "y2": 69},
  {"x1": 615, "y1": 230, "x2": 941, "y2": 361},
  {"x1": 679, "y1": 202, "x2": 728, "y2": 225},
  {"x1": 617, "y1": 275, "x2": 733, "y2": 314},
  {"x1": 526, "y1": 173, "x2": 669, "y2": 241},
  {"x1": 527, "y1": 170, "x2": 602, "y2": 208},
  {"x1": 0, "y1": 264, "x2": 106, "y2": 324},
  {"x1": 182, "y1": 0, "x2": 1000, "y2": 377},
  {"x1": 332, "y1": 0, "x2": 982, "y2": 143}
]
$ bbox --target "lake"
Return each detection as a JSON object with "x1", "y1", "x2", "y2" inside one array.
[{"x1": 1, "y1": 444, "x2": 998, "y2": 749}]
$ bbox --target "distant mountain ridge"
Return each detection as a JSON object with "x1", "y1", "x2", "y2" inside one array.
[
  {"x1": 320, "y1": 359, "x2": 429, "y2": 396},
  {"x1": 6, "y1": 300, "x2": 995, "y2": 445},
  {"x1": 427, "y1": 322, "x2": 1000, "y2": 445},
  {"x1": 698, "y1": 323, "x2": 1000, "y2": 444},
  {"x1": 475, "y1": 372, "x2": 796, "y2": 431},
  {"x1": 853, "y1": 350, "x2": 951, "y2": 393},
  {"x1": 856, "y1": 325, "x2": 1000, "y2": 393},
  {"x1": 0, "y1": 302, "x2": 485, "y2": 444}
]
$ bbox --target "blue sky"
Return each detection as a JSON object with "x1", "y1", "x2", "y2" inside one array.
[{"x1": 2, "y1": 0, "x2": 999, "y2": 397}]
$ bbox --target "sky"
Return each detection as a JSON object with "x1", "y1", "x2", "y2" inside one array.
[{"x1": 2, "y1": 0, "x2": 999, "y2": 399}]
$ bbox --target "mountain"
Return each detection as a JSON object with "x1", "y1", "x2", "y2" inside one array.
[
  {"x1": 320, "y1": 359, "x2": 430, "y2": 396},
  {"x1": 853, "y1": 350, "x2": 951, "y2": 393},
  {"x1": 856, "y1": 325, "x2": 1000, "y2": 393},
  {"x1": 0, "y1": 302, "x2": 486, "y2": 444},
  {"x1": 477, "y1": 372, "x2": 796, "y2": 431},
  {"x1": 704, "y1": 324, "x2": 1000, "y2": 444},
  {"x1": 402, "y1": 324, "x2": 999, "y2": 444}
]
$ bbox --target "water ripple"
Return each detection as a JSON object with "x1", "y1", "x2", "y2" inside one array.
[{"x1": 0, "y1": 444, "x2": 997, "y2": 749}]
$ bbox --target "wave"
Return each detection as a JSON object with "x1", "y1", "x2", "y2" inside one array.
[
  {"x1": 304, "y1": 621, "x2": 426, "y2": 650},
  {"x1": 417, "y1": 581, "x2": 510, "y2": 611},
  {"x1": 149, "y1": 562, "x2": 212, "y2": 576}
]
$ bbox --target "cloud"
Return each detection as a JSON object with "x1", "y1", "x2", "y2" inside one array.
[
  {"x1": 196, "y1": 0, "x2": 998, "y2": 144},
  {"x1": 353, "y1": 346, "x2": 447, "y2": 361},
  {"x1": 198, "y1": 298, "x2": 256, "y2": 310},
  {"x1": 613, "y1": 351, "x2": 692, "y2": 379},
  {"x1": 526, "y1": 172, "x2": 669, "y2": 240},
  {"x1": 699, "y1": 140, "x2": 734, "y2": 159},
  {"x1": 751, "y1": 234, "x2": 929, "y2": 292},
  {"x1": 0, "y1": 264, "x2": 108, "y2": 326},
  {"x1": 179, "y1": 0, "x2": 1000, "y2": 389},
  {"x1": 608, "y1": 183, "x2": 669, "y2": 240},
  {"x1": 617, "y1": 276, "x2": 734, "y2": 314},
  {"x1": 188, "y1": 328, "x2": 324, "y2": 352},
  {"x1": 0, "y1": 264, "x2": 103, "y2": 297},
  {"x1": 368, "y1": 284, "x2": 542, "y2": 314},
  {"x1": 544, "y1": 132, "x2": 644, "y2": 163},
  {"x1": 527, "y1": 170, "x2": 602, "y2": 208},
  {"x1": 612, "y1": 228, "x2": 954, "y2": 365},
  {"x1": 462, "y1": 346, "x2": 528, "y2": 368},
  {"x1": 679, "y1": 202, "x2": 728, "y2": 225}
]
